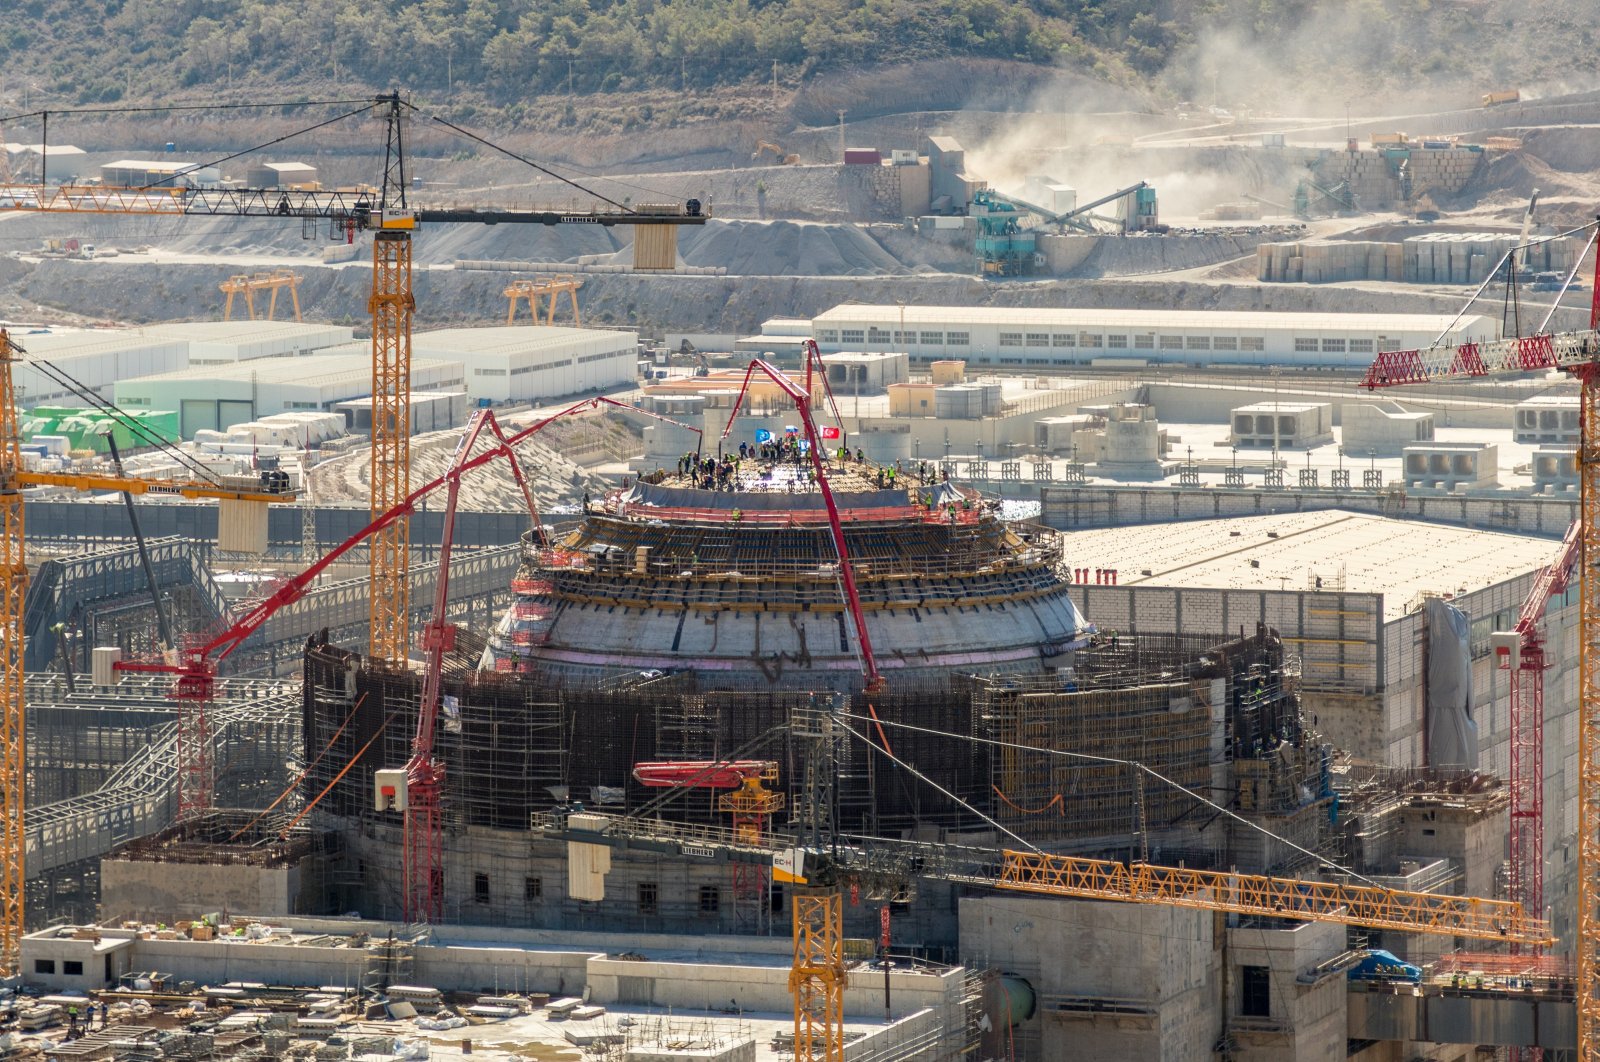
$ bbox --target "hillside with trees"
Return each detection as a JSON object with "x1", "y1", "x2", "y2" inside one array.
[{"x1": 3, "y1": 0, "x2": 1594, "y2": 117}]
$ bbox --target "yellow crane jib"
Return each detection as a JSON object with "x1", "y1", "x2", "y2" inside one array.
[{"x1": 998, "y1": 850, "x2": 1552, "y2": 946}]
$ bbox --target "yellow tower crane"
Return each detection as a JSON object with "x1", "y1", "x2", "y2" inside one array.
[
  {"x1": 1358, "y1": 218, "x2": 1600, "y2": 1060},
  {"x1": 0, "y1": 92, "x2": 708, "y2": 968},
  {"x1": 0, "y1": 327, "x2": 300, "y2": 971}
]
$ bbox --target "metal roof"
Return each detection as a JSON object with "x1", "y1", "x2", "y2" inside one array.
[
  {"x1": 409, "y1": 326, "x2": 636, "y2": 356},
  {"x1": 1064, "y1": 509, "x2": 1554, "y2": 620},
  {"x1": 122, "y1": 353, "x2": 462, "y2": 387},
  {"x1": 813, "y1": 306, "x2": 1493, "y2": 333}
]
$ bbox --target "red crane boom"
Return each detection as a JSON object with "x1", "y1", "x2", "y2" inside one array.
[{"x1": 718, "y1": 354, "x2": 883, "y2": 694}]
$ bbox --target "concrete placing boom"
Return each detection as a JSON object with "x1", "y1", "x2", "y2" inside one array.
[
  {"x1": 1362, "y1": 215, "x2": 1600, "y2": 1062},
  {"x1": 0, "y1": 329, "x2": 302, "y2": 973}
]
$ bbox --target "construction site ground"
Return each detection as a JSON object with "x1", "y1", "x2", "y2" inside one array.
[{"x1": 7, "y1": 88, "x2": 1600, "y2": 332}]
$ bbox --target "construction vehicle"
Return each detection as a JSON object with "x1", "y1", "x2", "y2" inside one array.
[
  {"x1": 672, "y1": 339, "x2": 711, "y2": 376},
  {"x1": 752, "y1": 140, "x2": 801, "y2": 165},
  {"x1": 1484, "y1": 90, "x2": 1522, "y2": 107},
  {"x1": 1347, "y1": 949, "x2": 1423, "y2": 984},
  {"x1": 0, "y1": 91, "x2": 709, "y2": 965},
  {"x1": 1360, "y1": 216, "x2": 1600, "y2": 1061}
]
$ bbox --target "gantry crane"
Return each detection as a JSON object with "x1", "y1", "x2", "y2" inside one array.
[
  {"x1": 0, "y1": 328, "x2": 300, "y2": 972},
  {"x1": 1361, "y1": 217, "x2": 1600, "y2": 1061},
  {"x1": 0, "y1": 90, "x2": 706, "y2": 669},
  {"x1": 0, "y1": 92, "x2": 708, "y2": 966}
]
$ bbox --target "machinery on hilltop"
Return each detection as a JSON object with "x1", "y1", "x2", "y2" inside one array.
[{"x1": 0, "y1": 90, "x2": 708, "y2": 971}]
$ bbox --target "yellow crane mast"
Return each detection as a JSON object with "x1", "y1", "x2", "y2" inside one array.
[
  {"x1": 0, "y1": 328, "x2": 299, "y2": 971},
  {"x1": 1355, "y1": 221, "x2": 1600, "y2": 1059},
  {"x1": 0, "y1": 92, "x2": 708, "y2": 968}
]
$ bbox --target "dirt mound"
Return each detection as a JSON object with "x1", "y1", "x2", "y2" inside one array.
[{"x1": 674, "y1": 220, "x2": 907, "y2": 275}]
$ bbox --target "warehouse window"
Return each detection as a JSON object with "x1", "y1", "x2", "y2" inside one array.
[
  {"x1": 475, "y1": 368, "x2": 508, "y2": 377},
  {"x1": 638, "y1": 882, "x2": 659, "y2": 916},
  {"x1": 999, "y1": 333, "x2": 1023, "y2": 347},
  {"x1": 1213, "y1": 336, "x2": 1238, "y2": 351},
  {"x1": 1078, "y1": 333, "x2": 1102, "y2": 348},
  {"x1": 1052, "y1": 333, "x2": 1075, "y2": 347},
  {"x1": 1350, "y1": 339, "x2": 1374, "y2": 353},
  {"x1": 868, "y1": 328, "x2": 891, "y2": 343},
  {"x1": 287, "y1": 401, "x2": 318, "y2": 409},
  {"x1": 699, "y1": 885, "x2": 722, "y2": 914},
  {"x1": 474, "y1": 872, "x2": 490, "y2": 904},
  {"x1": 946, "y1": 332, "x2": 970, "y2": 346},
  {"x1": 1133, "y1": 333, "x2": 1155, "y2": 349},
  {"x1": 121, "y1": 397, "x2": 150, "y2": 406},
  {"x1": 817, "y1": 330, "x2": 839, "y2": 343},
  {"x1": 840, "y1": 330, "x2": 864, "y2": 344},
  {"x1": 1322, "y1": 338, "x2": 1346, "y2": 353},
  {"x1": 919, "y1": 331, "x2": 944, "y2": 345},
  {"x1": 524, "y1": 877, "x2": 542, "y2": 903},
  {"x1": 893, "y1": 331, "x2": 912, "y2": 345},
  {"x1": 1240, "y1": 337, "x2": 1265, "y2": 351},
  {"x1": 578, "y1": 351, "x2": 614, "y2": 364},
  {"x1": 1106, "y1": 334, "x2": 1128, "y2": 348},
  {"x1": 1026, "y1": 358, "x2": 1050, "y2": 365},
  {"x1": 1241, "y1": 966, "x2": 1270, "y2": 1017},
  {"x1": 1025, "y1": 333, "x2": 1049, "y2": 346},
  {"x1": 999, "y1": 357, "x2": 1024, "y2": 365},
  {"x1": 1159, "y1": 335, "x2": 1184, "y2": 350},
  {"x1": 1294, "y1": 338, "x2": 1319, "y2": 352},
  {"x1": 1186, "y1": 336, "x2": 1210, "y2": 350}
]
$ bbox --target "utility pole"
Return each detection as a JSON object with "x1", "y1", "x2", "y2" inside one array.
[
  {"x1": 837, "y1": 110, "x2": 846, "y2": 163},
  {"x1": 772, "y1": 60, "x2": 779, "y2": 101}
]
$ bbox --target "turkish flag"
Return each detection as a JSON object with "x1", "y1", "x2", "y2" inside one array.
[{"x1": 821, "y1": 426, "x2": 841, "y2": 440}]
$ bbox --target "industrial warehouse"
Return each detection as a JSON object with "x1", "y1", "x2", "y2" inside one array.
[
  {"x1": 2, "y1": 77, "x2": 1600, "y2": 1062},
  {"x1": 806, "y1": 307, "x2": 1500, "y2": 367}
]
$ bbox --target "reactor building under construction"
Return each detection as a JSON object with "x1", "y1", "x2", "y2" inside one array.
[{"x1": 283, "y1": 454, "x2": 1325, "y2": 947}]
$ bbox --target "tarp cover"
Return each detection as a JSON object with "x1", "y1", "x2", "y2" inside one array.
[{"x1": 1424, "y1": 596, "x2": 1479, "y2": 771}]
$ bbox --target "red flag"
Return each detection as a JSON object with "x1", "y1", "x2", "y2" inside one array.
[{"x1": 821, "y1": 426, "x2": 841, "y2": 440}]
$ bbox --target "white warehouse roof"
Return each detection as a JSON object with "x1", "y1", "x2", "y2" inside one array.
[
  {"x1": 812, "y1": 305, "x2": 1493, "y2": 333},
  {"x1": 117, "y1": 353, "x2": 463, "y2": 390},
  {"x1": 809, "y1": 306, "x2": 1498, "y2": 368},
  {"x1": 134, "y1": 321, "x2": 354, "y2": 365},
  {"x1": 11, "y1": 331, "x2": 189, "y2": 405},
  {"x1": 1064, "y1": 509, "x2": 1553, "y2": 621},
  {"x1": 321, "y1": 325, "x2": 638, "y2": 404}
]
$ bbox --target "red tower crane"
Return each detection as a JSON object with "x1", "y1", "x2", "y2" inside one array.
[
  {"x1": 1361, "y1": 217, "x2": 1600, "y2": 1061},
  {"x1": 1493, "y1": 520, "x2": 1580, "y2": 1062}
]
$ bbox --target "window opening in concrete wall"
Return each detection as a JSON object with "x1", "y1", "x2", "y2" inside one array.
[
  {"x1": 1241, "y1": 965, "x2": 1271, "y2": 1017},
  {"x1": 474, "y1": 872, "x2": 490, "y2": 904}
]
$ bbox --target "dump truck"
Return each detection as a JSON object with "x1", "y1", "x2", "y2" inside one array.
[{"x1": 1482, "y1": 90, "x2": 1520, "y2": 107}]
